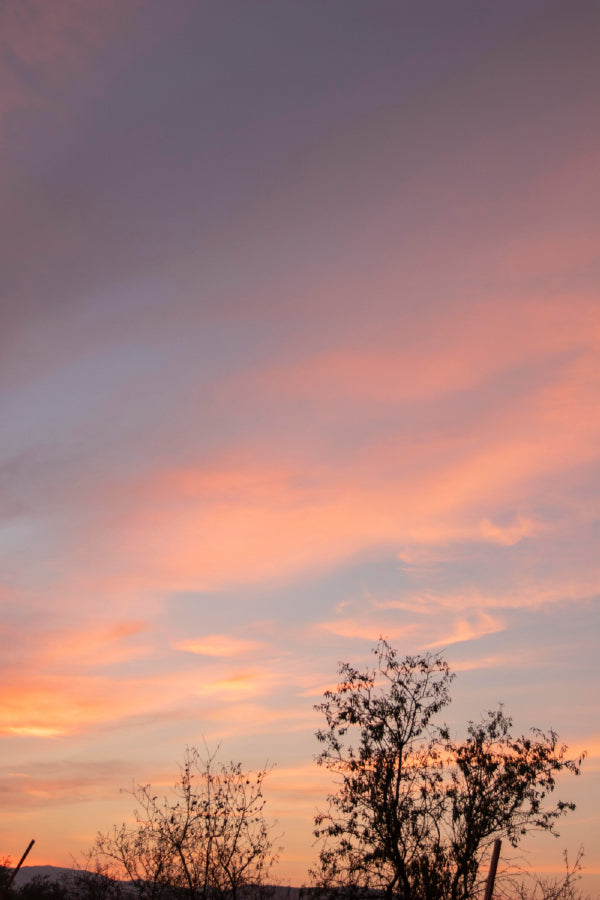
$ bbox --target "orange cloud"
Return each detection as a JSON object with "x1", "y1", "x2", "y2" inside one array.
[
  {"x1": 0, "y1": 675, "x2": 163, "y2": 737},
  {"x1": 566, "y1": 736, "x2": 600, "y2": 772},
  {"x1": 175, "y1": 634, "x2": 264, "y2": 657},
  {"x1": 193, "y1": 670, "x2": 271, "y2": 698},
  {"x1": 448, "y1": 655, "x2": 505, "y2": 672},
  {"x1": 42, "y1": 620, "x2": 150, "y2": 667},
  {"x1": 0, "y1": 658, "x2": 284, "y2": 739},
  {"x1": 296, "y1": 681, "x2": 343, "y2": 698},
  {"x1": 268, "y1": 763, "x2": 335, "y2": 806}
]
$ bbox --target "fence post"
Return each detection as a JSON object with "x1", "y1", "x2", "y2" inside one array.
[
  {"x1": 1, "y1": 840, "x2": 35, "y2": 900},
  {"x1": 483, "y1": 839, "x2": 502, "y2": 900}
]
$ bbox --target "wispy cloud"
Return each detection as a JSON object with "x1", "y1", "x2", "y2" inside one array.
[
  {"x1": 174, "y1": 634, "x2": 264, "y2": 658},
  {"x1": 479, "y1": 515, "x2": 544, "y2": 546},
  {"x1": 0, "y1": 758, "x2": 138, "y2": 809},
  {"x1": 426, "y1": 612, "x2": 505, "y2": 649}
]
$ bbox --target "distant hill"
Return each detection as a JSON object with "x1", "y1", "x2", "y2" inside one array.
[
  {"x1": 11, "y1": 867, "x2": 73, "y2": 888},
  {"x1": 10, "y1": 867, "x2": 303, "y2": 899}
]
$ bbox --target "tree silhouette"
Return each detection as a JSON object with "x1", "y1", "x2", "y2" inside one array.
[
  {"x1": 90, "y1": 747, "x2": 279, "y2": 900},
  {"x1": 312, "y1": 640, "x2": 585, "y2": 900}
]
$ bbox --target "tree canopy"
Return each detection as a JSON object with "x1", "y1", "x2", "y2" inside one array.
[{"x1": 312, "y1": 640, "x2": 585, "y2": 900}]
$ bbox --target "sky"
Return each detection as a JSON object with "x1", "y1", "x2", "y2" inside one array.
[{"x1": 1, "y1": 0, "x2": 599, "y2": 890}]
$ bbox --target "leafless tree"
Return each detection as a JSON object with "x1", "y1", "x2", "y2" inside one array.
[{"x1": 91, "y1": 747, "x2": 279, "y2": 900}]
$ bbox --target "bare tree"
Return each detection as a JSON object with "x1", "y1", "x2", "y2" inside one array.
[
  {"x1": 91, "y1": 747, "x2": 279, "y2": 900},
  {"x1": 312, "y1": 640, "x2": 585, "y2": 900},
  {"x1": 499, "y1": 849, "x2": 589, "y2": 900}
]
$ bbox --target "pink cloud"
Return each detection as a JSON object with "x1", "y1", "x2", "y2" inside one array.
[
  {"x1": 316, "y1": 607, "x2": 505, "y2": 650},
  {"x1": 479, "y1": 515, "x2": 543, "y2": 546},
  {"x1": 425, "y1": 612, "x2": 505, "y2": 648},
  {"x1": 76, "y1": 293, "x2": 595, "y2": 594},
  {"x1": 175, "y1": 634, "x2": 265, "y2": 657},
  {"x1": 317, "y1": 616, "x2": 419, "y2": 642},
  {"x1": 226, "y1": 293, "x2": 598, "y2": 411}
]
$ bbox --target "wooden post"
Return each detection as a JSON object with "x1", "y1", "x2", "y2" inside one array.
[
  {"x1": 483, "y1": 839, "x2": 501, "y2": 900},
  {"x1": 1, "y1": 840, "x2": 35, "y2": 900}
]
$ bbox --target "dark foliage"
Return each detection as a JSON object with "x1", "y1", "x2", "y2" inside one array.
[
  {"x1": 15, "y1": 878, "x2": 68, "y2": 900},
  {"x1": 0, "y1": 864, "x2": 14, "y2": 900},
  {"x1": 0, "y1": 868, "x2": 69, "y2": 900},
  {"x1": 311, "y1": 640, "x2": 585, "y2": 900}
]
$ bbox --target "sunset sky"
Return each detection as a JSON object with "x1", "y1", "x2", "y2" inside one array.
[{"x1": 1, "y1": 0, "x2": 599, "y2": 890}]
